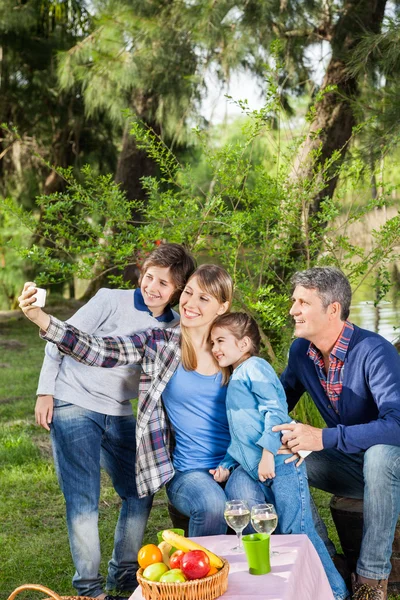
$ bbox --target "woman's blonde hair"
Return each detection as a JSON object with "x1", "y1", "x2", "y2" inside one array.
[{"x1": 180, "y1": 264, "x2": 233, "y2": 383}]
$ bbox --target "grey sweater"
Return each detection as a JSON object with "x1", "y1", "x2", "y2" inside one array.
[{"x1": 36, "y1": 288, "x2": 179, "y2": 416}]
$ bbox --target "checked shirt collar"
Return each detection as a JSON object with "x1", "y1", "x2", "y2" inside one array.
[{"x1": 307, "y1": 321, "x2": 354, "y2": 414}]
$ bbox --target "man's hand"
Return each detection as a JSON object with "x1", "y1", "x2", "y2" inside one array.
[
  {"x1": 272, "y1": 422, "x2": 324, "y2": 452},
  {"x1": 258, "y1": 449, "x2": 275, "y2": 481},
  {"x1": 209, "y1": 466, "x2": 230, "y2": 483},
  {"x1": 277, "y1": 444, "x2": 305, "y2": 467},
  {"x1": 35, "y1": 395, "x2": 54, "y2": 431},
  {"x1": 18, "y1": 282, "x2": 51, "y2": 331}
]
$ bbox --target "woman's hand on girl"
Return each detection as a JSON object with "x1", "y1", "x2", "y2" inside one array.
[
  {"x1": 18, "y1": 282, "x2": 51, "y2": 331},
  {"x1": 209, "y1": 466, "x2": 230, "y2": 482}
]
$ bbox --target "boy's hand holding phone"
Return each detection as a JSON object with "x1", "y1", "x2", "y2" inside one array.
[{"x1": 258, "y1": 449, "x2": 275, "y2": 481}]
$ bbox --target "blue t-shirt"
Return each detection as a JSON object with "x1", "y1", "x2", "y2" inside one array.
[{"x1": 162, "y1": 364, "x2": 230, "y2": 471}]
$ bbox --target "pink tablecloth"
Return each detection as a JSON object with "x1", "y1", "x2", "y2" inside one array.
[{"x1": 130, "y1": 534, "x2": 334, "y2": 600}]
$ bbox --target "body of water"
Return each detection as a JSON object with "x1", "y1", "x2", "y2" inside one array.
[{"x1": 351, "y1": 300, "x2": 399, "y2": 344}]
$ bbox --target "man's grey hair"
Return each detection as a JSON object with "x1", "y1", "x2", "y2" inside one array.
[{"x1": 291, "y1": 267, "x2": 352, "y2": 321}]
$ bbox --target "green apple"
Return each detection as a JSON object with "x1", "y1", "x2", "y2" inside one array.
[
  {"x1": 142, "y1": 562, "x2": 169, "y2": 581},
  {"x1": 159, "y1": 569, "x2": 187, "y2": 583}
]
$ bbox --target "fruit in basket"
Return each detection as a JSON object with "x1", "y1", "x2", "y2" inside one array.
[
  {"x1": 169, "y1": 549, "x2": 185, "y2": 569},
  {"x1": 181, "y1": 550, "x2": 210, "y2": 580},
  {"x1": 138, "y1": 544, "x2": 163, "y2": 569},
  {"x1": 162, "y1": 530, "x2": 224, "y2": 568},
  {"x1": 158, "y1": 541, "x2": 172, "y2": 567},
  {"x1": 207, "y1": 566, "x2": 219, "y2": 576},
  {"x1": 159, "y1": 568, "x2": 187, "y2": 583},
  {"x1": 142, "y1": 562, "x2": 169, "y2": 581}
]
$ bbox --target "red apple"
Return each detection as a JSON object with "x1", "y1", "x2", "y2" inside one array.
[
  {"x1": 181, "y1": 550, "x2": 210, "y2": 580},
  {"x1": 169, "y1": 549, "x2": 185, "y2": 569}
]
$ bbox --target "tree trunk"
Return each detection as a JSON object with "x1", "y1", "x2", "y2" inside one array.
[
  {"x1": 81, "y1": 95, "x2": 161, "y2": 300},
  {"x1": 116, "y1": 91, "x2": 161, "y2": 203},
  {"x1": 291, "y1": 0, "x2": 387, "y2": 224}
]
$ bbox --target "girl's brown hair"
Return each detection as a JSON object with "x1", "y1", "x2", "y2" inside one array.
[
  {"x1": 211, "y1": 312, "x2": 261, "y2": 356},
  {"x1": 180, "y1": 264, "x2": 233, "y2": 382}
]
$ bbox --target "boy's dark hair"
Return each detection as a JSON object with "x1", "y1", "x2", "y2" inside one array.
[
  {"x1": 140, "y1": 243, "x2": 196, "y2": 305},
  {"x1": 212, "y1": 312, "x2": 261, "y2": 356}
]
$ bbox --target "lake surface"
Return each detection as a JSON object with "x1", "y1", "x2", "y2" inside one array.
[{"x1": 351, "y1": 300, "x2": 400, "y2": 344}]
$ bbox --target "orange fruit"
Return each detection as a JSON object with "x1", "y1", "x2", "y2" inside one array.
[
  {"x1": 207, "y1": 566, "x2": 218, "y2": 576},
  {"x1": 138, "y1": 544, "x2": 163, "y2": 569}
]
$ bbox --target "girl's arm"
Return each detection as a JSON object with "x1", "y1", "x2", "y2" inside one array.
[{"x1": 249, "y1": 361, "x2": 290, "y2": 456}]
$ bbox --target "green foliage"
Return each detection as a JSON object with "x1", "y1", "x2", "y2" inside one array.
[
  {"x1": 3, "y1": 86, "x2": 399, "y2": 359},
  {"x1": 0, "y1": 205, "x2": 31, "y2": 309},
  {"x1": 2, "y1": 165, "x2": 148, "y2": 288}
]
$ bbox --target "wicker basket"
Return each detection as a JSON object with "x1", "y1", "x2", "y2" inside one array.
[
  {"x1": 7, "y1": 584, "x2": 94, "y2": 600},
  {"x1": 137, "y1": 559, "x2": 229, "y2": 600}
]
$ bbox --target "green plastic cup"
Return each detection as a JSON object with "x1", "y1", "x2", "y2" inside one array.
[
  {"x1": 157, "y1": 528, "x2": 185, "y2": 553},
  {"x1": 242, "y1": 533, "x2": 271, "y2": 575}
]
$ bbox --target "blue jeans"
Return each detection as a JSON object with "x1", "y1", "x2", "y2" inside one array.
[
  {"x1": 166, "y1": 469, "x2": 228, "y2": 536},
  {"x1": 225, "y1": 464, "x2": 349, "y2": 600},
  {"x1": 305, "y1": 444, "x2": 400, "y2": 580},
  {"x1": 51, "y1": 400, "x2": 153, "y2": 598}
]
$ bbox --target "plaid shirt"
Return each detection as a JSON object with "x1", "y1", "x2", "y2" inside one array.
[
  {"x1": 307, "y1": 321, "x2": 354, "y2": 414},
  {"x1": 41, "y1": 316, "x2": 181, "y2": 497}
]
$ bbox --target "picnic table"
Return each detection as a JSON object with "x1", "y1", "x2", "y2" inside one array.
[{"x1": 130, "y1": 533, "x2": 334, "y2": 600}]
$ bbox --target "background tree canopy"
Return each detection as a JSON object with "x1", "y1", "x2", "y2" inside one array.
[{"x1": 0, "y1": 0, "x2": 399, "y2": 355}]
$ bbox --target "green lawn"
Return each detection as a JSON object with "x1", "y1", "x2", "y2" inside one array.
[{"x1": 0, "y1": 307, "x2": 398, "y2": 599}]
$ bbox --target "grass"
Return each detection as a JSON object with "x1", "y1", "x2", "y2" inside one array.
[{"x1": 0, "y1": 307, "x2": 398, "y2": 599}]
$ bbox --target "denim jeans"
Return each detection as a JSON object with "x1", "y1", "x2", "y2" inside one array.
[
  {"x1": 166, "y1": 469, "x2": 228, "y2": 536},
  {"x1": 51, "y1": 399, "x2": 153, "y2": 598},
  {"x1": 305, "y1": 444, "x2": 400, "y2": 580},
  {"x1": 225, "y1": 464, "x2": 349, "y2": 600}
]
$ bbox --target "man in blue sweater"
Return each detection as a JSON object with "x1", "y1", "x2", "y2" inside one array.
[{"x1": 276, "y1": 267, "x2": 400, "y2": 600}]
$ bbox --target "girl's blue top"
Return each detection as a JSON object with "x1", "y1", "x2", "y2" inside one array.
[
  {"x1": 223, "y1": 356, "x2": 290, "y2": 480},
  {"x1": 162, "y1": 364, "x2": 233, "y2": 471}
]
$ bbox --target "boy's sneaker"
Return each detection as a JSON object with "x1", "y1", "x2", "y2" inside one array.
[
  {"x1": 351, "y1": 573, "x2": 388, "y2": 600},
  {"x1": 104, "y1": 595, "x2": 130, "y2": 600}
]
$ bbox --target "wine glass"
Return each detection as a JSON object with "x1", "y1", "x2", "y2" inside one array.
[
  {"x1": 251, "y1": 503, "x2": 279, "y2": 555},
  {"x1": 224, "y1": 499, "x2": 250, "y2": 552}
]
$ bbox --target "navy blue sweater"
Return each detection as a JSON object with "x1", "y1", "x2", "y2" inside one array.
[{"x1": 281, "y1": 325, "x2": 400, "y2": 453}]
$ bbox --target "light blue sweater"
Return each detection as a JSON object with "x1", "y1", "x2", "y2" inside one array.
[
  {"x1": 36, "y1": 288, "x2": 178, "y2": 416},
  {"x1": 223, "y1": 356, "x2": 290, "y2": 480}
]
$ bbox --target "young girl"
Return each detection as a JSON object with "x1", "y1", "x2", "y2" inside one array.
[
  {"x1": 210, "y1": 312, "x2": 349, "y2": 600},
  {"x1": 19, "y1": 264, "x2": 235, "y2": 541}
]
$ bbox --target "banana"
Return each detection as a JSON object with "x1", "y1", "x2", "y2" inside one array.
[
  {"x1": 161, "y1": 530, "x2": 224, "y2": 569},
  {"x1": 158, "y1": 541, "x2": 172, "y2": 567}
]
